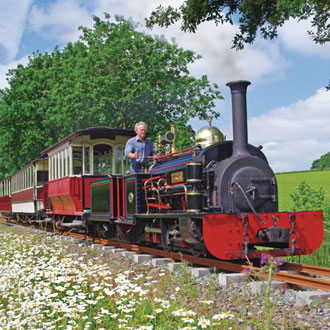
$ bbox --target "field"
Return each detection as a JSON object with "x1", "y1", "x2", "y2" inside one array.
[
  {"x1": 276, "y1": 169, "x2": 330, "y2": 266},
  {"x1": 276, "y1": 169, "x2": 330, "y2": 211}
]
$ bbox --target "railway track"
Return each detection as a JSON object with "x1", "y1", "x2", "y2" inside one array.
[{"x1": 2, "y1": 219, "x2": 330, "y2": 292}]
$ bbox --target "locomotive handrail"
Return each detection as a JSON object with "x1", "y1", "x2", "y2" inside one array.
[
  {"x1": 144, "y1": 178, "x2": 164, "y2": 214},
  {"x1": 232, "y1": 182, "x2": 266, "y2": 225},
  {"x1": 154, "y1": 144, "x2": 201, "y2": 160}
]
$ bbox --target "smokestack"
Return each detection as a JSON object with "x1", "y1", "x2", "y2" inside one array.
[{"x1": 226, "y1": 80, "x2": 251, "y2": 157}]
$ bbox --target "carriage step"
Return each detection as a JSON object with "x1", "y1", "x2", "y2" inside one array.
[
  {"x1": 61, "y1": 220, "x2": 83, "y2": 228},
  {"x1": 114, "y1": 218, "x2": 135, "y2": 225},
  {"x1": 35, "y1": 218, "x2": 53, "y2": 223}
]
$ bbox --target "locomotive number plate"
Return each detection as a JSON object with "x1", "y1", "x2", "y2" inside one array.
[{"x1": 171, "y1": 171, "x2": 184, "y2": 183}]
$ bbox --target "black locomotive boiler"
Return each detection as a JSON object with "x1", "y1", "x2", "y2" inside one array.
[{"x1": 87, "y1": 80, "x2": 323, "y2": 260}]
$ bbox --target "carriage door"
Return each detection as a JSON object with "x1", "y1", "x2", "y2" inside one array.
[{"x1": 93, "y1": 144, "x2": 113, "y2": 174}]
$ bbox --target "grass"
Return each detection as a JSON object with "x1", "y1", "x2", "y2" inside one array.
[
  {"x1": 276, "y1": 169, "x2": 330, "y2": 267},
  {"x1": 276, "y1": 169, "x2": 330, "y2": 211}
]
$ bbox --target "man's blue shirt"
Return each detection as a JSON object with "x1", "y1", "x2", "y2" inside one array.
[{"x1": 124, "y1": 136, "x2": 154, "y2": 173}]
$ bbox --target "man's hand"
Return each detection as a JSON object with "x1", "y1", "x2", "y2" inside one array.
[{"x1": 129, "y1": 152, "x2": 138, "y2": 159}]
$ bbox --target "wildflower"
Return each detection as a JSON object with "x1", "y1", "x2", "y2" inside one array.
[
  {"x1": 199, "y1": 300, "x2": 214, "y2": 305},
  {"x1": 212, "y1": 314, "x2": 224, "y2": 320},
  {"x1": 172, "y1": 309, "x2": 186, "y2": 317},
  {"x1": 144, "y1": 315, "x2": 155, "y2": 319},
  {"x1": 182, "y1": 316, "x2": 194, "y2": 323},
  {"x1": 198, "y1": 318, "x2": 211, "y2": 328},
  {"x1": 222, "y1": 312, "x2": 234, "y2": 319},
  {"x1": 260, "y1": 255, "x2": 271, "y2": 266}
]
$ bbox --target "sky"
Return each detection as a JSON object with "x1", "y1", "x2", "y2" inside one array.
[{"x1": 0, "y1": 0, "x2": 329, "y2": 173}]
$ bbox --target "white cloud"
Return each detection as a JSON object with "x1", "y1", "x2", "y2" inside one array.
[
  {"x1": 21, "y1": 0, "x2": 289, "y2": 86},
  {"x1": 0, "y1": 56, "x2": 30, "y2": 90},
  {"x1": 28, "y1": 0, "x2": 92, "y2": 43},
  {"x1": 279, "y1": 18, "x2": 330, "y2": 59},
  {"x1": 0, "y1": 0, "x2": 31, "y2": 63},
  {"x1": 248, "y1": 88, "x2": 330, "y2": 172},
  {"x1": 92, "y1": 0, "x2": 288, "y2": 84}
]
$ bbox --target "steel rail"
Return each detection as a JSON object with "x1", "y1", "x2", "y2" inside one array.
[
  {"x1": 78, "y1": 234, "x2": 330, "y2": 292},
  {"x1": 281, "y1": 262, "x2": 330, "y2": 278}
]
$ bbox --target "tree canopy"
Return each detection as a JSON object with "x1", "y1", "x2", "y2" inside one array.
[
  {"x1": 0, "y1": 14, "x2": 222, "y2": 178},
  {"x1": 146, "y1": 0, "x2": 330, "y2": 89},
  {"x1": 311, "y1": 152, "x2": 330, "y2": 170},
  {"x1": 146, "y1": 0, "x2": 330, "y2": 49}
]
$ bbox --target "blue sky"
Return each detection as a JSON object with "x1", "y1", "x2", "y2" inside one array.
[{"x1": 0, "y1": 0, "x2": 330, "y2": 172}]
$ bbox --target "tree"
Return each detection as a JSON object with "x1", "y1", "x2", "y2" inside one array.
[
  {"x1": 311, "y1": 152, "x2": 330, "y2": 169},
  {"x1": 0, "y1": 14, "x2": 222, "y2": 177},
  {"x1": 146, "y1": 0, "x2": 330, "y2": 48},
  {"x1": 146, "y1": 0, "x2": 330, "y2": 89}
]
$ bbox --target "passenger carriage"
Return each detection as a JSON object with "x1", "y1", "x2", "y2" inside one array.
[
  {"x1": 0, "y1": 177, "x2": 11, "y2": 218},
  {"x1": 38, "y1": 127, "x2": 135, "y2": 227},
  {"x1": 9, "y1": 157, "x2": 48, "y2": 222}
]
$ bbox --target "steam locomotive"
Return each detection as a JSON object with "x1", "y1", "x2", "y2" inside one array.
[{"x1": 0, "y1": 80, "x2": 323, "y2": 260}]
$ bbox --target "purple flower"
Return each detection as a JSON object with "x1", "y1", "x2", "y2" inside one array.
[
  {"x1": 281, "y1": 288, "x2": 287, "y2": 294},
  {"x1": 260, "y1": 255, "x2": 270, "y2": 266}
]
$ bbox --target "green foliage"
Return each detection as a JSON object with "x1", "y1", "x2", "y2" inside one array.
[
  {"x1": 291, "y1": 181, "x2": 330, "y2": 232},
  {"x1": 290, "y1": 181, "x2": 328, "y2": 211},
  {"x1": 311, "y1": 151, "x2": 330, "y2": 169},
  {"x1": 146, "y1": 0, "x2": 330, "y2": 50},
  {"x1": 0, "y1": 14, "x2": 222, "y2": 178},
  {"x1": 287, "y1": 181, "x2": 330, "y2": 266}
]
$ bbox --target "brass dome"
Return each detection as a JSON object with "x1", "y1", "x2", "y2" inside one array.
[{"x1": 195, "y1": 117, "x2": 225, "y2": 148}]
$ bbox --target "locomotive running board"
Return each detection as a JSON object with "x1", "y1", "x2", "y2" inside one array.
[
  {"x1": 34, "y1": 218, "x2": 53, "y2": 223},
  {"x1": 61, "y1": 220, "x2": 83, "y2": 228},
  {"x1": 135, "y1": 212, "x2": 205, "y2": 219}
]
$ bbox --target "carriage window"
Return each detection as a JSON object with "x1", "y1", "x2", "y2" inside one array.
[
  {"x1": 54, "y1": 155, "x2": 58, "y2": 179},
  {"x1": 84, "y1": 146, "x2": 90, "y2": 174},
  {"x1": 37, "y1": 171, "x2": 48, "y2": 186},
  {"x1": 93, "y1": 144, "x2": 112, "y2": 174},
  {"x1": 114, "y1": 145, "x2": 124, "y2": 174},
  {"x1": 64, "y1": 149, "x2": 69, "y2": 176},
  {"x1": 30, "y1": 167, "x2": 33, "y2": 187},
  {"x1": 72, "y1": 147, "x2": 83, "y2": 175},
  {"x1": 58, "y1": 152, "x2": 62, "y2": 178}
]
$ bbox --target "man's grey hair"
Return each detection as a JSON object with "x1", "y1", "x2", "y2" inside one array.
[{"x1": 134, "y1": 121, "x2": 147, "y2": 132}]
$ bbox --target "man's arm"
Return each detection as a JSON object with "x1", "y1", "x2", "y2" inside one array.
[{"x1": 124, "y1": 139, "x2": 138, "y2": 159}]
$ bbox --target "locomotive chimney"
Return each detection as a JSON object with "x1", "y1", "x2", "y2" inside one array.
[{"x1": 226, "y1": 80, "x2": 251, "y2": 157}]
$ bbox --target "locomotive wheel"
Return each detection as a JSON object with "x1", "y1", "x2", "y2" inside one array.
[
  {"x1": 86, "y1": 223, "x2": 98, "y2": 237},
  {"x1": 191, "y1": 245, "x2": 207, "y2": 258},
  {"x1": 103, "y1": 224, "x2": 115, "y2": 239}
]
